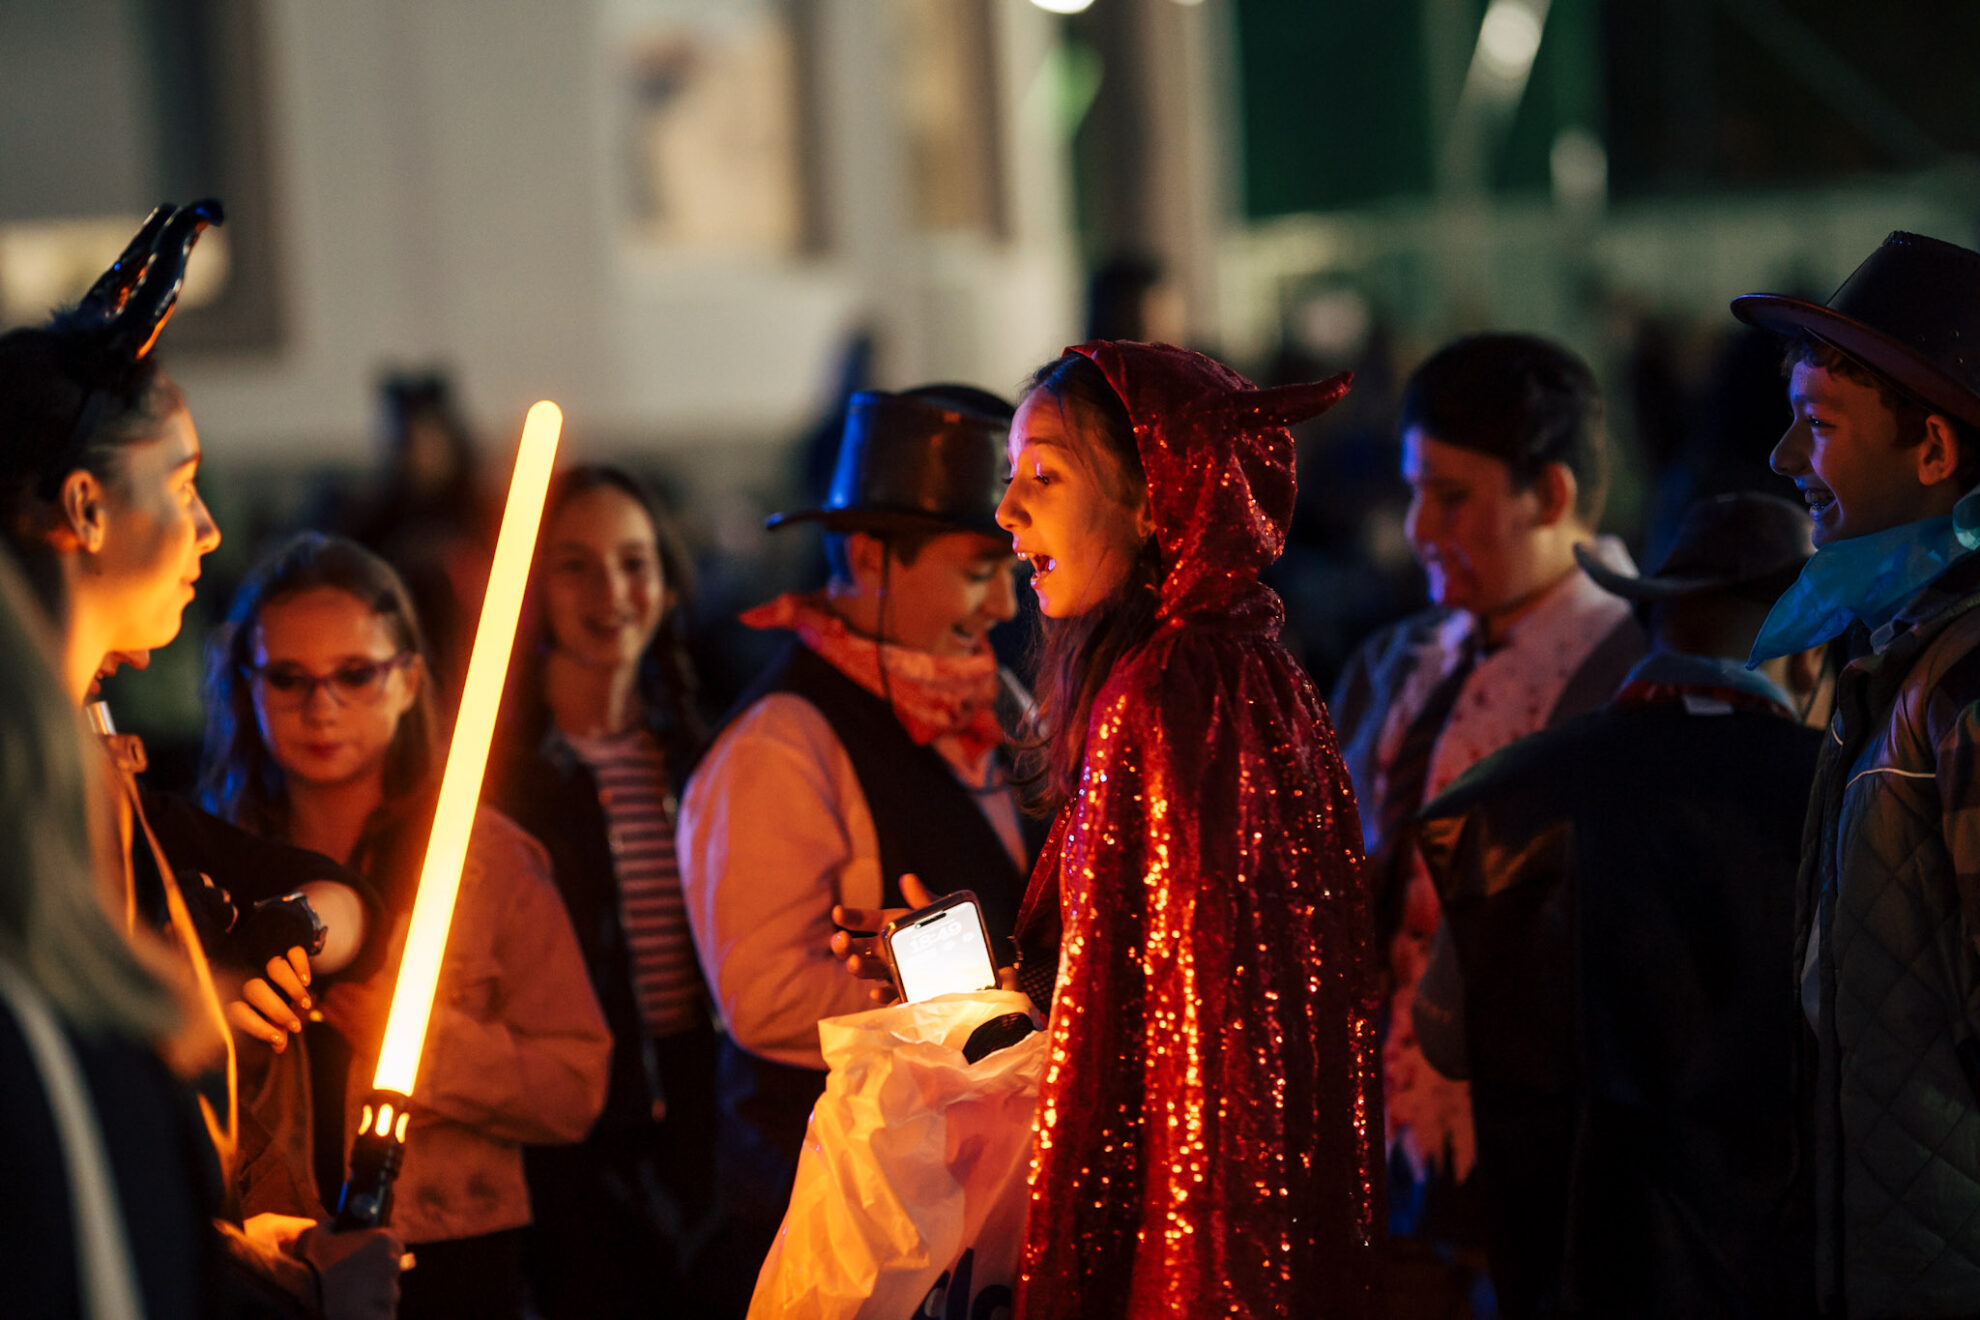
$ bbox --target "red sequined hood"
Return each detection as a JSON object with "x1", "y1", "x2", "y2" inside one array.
[
  {"x1": 1068, "y1": 339, "x2": 1351, "y2": 628},
  {"x1": 1017, "y1": 342, "x2": 1380, "y2": 1317}
]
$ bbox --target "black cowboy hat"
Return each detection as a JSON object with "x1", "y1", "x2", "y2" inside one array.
[
  {"x1": 766, "y1": 384, "x2": 1013, "y2": 538},
  {"x1": 1732, "y1": 231, "x2": 1980, "y2": 429},
  {"x1": 1575, "y1": 492, "x2": 1813, "y2": 603}
]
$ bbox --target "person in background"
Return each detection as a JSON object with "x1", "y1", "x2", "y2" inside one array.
[
  {"x1": 488, "y1": 465, "x2": 719, "y2": 1318},
  {"x1": 344, "y1": 370, "x2": 492, "y2": 704},
  {"x1": 1734, "y1": 232, "x2": 1980, "y2": 1317},
  {"x1": 991, "y1": 342, "x2": 1379, "y2": 1316},
  {"x1": 1327, "y1": 332, "x2": 1644, "y2": 1314},
  {"x1": 1411, "y1": 492, "x2": 1823, "y2": 1317},
  {"x1": 200, "y1": 532, "x2": 610, "y2": 1320},
  {"x1": 678, "y1": 385, "x2": 1038, "y2": 1300}
]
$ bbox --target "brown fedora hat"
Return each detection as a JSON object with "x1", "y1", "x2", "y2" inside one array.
[
  {"x1": 1575, "y1": 492, "x2": 1813, "y2": 602},
  {"x1": 1731, "y1": 231, "x2": 1980, "y2": 429}
]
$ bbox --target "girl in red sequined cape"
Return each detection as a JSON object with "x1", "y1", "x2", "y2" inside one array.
[{"x1": 996, "y1": 342, "x2": 1382, "y2": 1318}]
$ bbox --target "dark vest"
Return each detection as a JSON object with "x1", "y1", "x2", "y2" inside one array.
[
  {"x1": 701, "y1": 640, "x2": 1043, "y2": 1232},
  {"x1": 713, "y1": 638, "x2": 1035, "y2": 953}
]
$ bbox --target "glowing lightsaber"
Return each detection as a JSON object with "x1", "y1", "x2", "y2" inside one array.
[{"x1": 337, "y1": 400, "x2": 562, "y2": 1228}]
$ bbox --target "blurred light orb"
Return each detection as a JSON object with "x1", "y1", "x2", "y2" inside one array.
[
  {"x1": 1477, "y1": 0, "x2": 1543, "y2": 80},
  {"x1": 1550, "y1": 126, "x2": 1608, "y2": 209},
  {"x1": 1030, "y1": 0, "x2": 1095, "y2": 12},
  {"x1": 1297, "y1": 289, "x2": 1372, "y2": 363}
]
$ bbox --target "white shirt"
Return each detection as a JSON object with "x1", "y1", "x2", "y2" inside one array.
[{"x1": 678, "y1": 692, "x2": 1026, "y2": 1070}]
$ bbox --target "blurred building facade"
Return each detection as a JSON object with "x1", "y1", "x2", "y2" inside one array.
[
  {"x1": 0, "y1": 0, "x2": 1090, "y2": 468},
  {"x1": 5, "y1": 0, "x2": 1976, "y2": 752}
]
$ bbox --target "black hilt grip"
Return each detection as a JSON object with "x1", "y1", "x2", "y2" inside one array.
[
  {"x1": 228, "y1": 892, "x2": 326, "y2": 969},
  {"x1": 336, "y1": 1091, "x2": 410, "y2": 1230}
]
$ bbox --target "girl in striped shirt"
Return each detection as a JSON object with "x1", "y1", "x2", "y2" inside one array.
[{"x1": 489, "y1": 466, "x2": 717, "y2": 1320}]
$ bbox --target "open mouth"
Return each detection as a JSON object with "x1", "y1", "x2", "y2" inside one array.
[
  {"x1": 1019, "y1": 550, "x2": 1057, "y2": 579},
  {"x1": 1799, "y1": 486, "x2": 1837, "y2": 521}
]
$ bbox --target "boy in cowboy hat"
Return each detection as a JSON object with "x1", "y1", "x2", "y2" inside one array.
[
  {"x1": 677, "y1": 384, "x2": 1037, "y2": 1283},
  {"x1": 1410, "y1": 492, "x2": 1823, "y2": 1318},
  {"x1": 1735, "y1": 231, "x2": 1980, "y2": 1317}
]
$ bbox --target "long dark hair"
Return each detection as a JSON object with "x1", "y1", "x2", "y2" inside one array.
[
  {"x1": 198, "y1": 533, "x2": 442, "y2": 857},
  {"x1": 1017, "y1": 353, "x2": 1164, "y2": 814},
  {"x1": 504, "y1": 465, "x2": 707, "y2": 784}
]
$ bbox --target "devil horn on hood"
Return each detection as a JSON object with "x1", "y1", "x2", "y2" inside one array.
[
  {"x1": 1216, "y1": 371, "x2": 1355, "y2": 431},
  {"x1": 105, "y1": 198, "x2": 225, "y2": 362},
  {"x1": 70, "y1": 205, "x2": 176, "y2": 329}
]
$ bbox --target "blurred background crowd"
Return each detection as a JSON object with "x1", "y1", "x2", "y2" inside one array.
[{"x1": 3, "y1": 0, "x2": 1973, "y2": 783}]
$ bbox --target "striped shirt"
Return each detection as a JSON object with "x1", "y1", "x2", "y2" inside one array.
[{"x1": 565, "y1": 728, "x2": 703, "y2": 1039}]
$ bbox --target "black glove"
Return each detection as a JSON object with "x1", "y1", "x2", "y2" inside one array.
[
  {"x1": 182, "y1": 870, "x2": 239, "y2": 943},
  {"x1": 225, "y1": 892, "x2": 327, "y2": 970}
]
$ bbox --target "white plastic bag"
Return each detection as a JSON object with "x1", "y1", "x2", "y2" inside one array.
[{"x1": 748, "y1": 989, "x2": 1044, "y2": 1320}]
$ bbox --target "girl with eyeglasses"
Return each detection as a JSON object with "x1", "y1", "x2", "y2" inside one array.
[{"x1": 200, "y1": 531, "x2": 612, "y2": 1320}]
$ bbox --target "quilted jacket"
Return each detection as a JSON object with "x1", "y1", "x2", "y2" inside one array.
[{"x1": 1800, "y1": 553, "x2": 1980, "y2": 1316}]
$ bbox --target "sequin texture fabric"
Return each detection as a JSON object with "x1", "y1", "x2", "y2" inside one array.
[{"x1": 1014, "y1": 341, "x2": 1382, "y2": 1318}]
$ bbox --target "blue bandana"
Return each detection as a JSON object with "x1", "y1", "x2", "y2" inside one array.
[{"x1": 1749, "y1": 490, "x2": 1980, "y2": 664}]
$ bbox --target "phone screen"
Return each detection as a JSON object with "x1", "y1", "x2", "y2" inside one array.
[{"x1": 886, "y1": 898, "x2": 999, "y2": 1002}]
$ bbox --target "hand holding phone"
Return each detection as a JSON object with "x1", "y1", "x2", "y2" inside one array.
[
  {"x1": 832, "y1": 873, "x2": 932, "y2": 1002},
  {"x1": 881, "y1": 890, "x2": 1000, "y2": 1003}
]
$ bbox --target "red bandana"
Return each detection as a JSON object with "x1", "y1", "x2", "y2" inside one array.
[{"x1": 740, "y1": 592, "x2": 1007, "y2": 763}]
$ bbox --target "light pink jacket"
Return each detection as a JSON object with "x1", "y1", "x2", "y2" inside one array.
[{"x1": 343, "y1": 807, "x2": 610, "y2": 1243}]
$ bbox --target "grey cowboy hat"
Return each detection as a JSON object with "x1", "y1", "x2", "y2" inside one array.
[{"x1": 1575, "y1": 492, "x2": 1813, "y2": 602}]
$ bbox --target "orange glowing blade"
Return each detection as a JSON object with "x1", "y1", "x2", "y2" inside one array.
[{"x1": 371, "y1": 400, "x2": 562, "y2": 1097}]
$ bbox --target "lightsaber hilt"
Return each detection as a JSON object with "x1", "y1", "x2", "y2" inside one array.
[{"x1": 335, "y1": 1089, "x2": 412, "y2": 1230}]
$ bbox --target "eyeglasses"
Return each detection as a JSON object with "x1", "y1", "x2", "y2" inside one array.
[{"x1": 244, "y1": 653, "x2": 413, "y2": 709}]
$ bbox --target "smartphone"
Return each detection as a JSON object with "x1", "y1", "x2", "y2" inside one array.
[{"x1": 881, "y1": 890, "x2": 1000, "y2": 1003}]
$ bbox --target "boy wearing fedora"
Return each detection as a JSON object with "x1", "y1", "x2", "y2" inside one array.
[
  {"x1": 678, "y1": 384, "x2": 1036, "y2": 1280},
  {"x1": 1735, "y1": 231, "x2": 1980, "y2": 1317},
  {"x1": 1410, "y1": 492, "x2": 1822, "y2": 1317}
]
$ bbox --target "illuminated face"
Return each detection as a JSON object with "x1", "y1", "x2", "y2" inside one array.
[
  {"x1": 540, "y1": 484, "x2": 666, "y2": 672},
  {"x1": 93, "y1": 405, "x2": 222, "y2": 652},
  {"x1": 1771, "y1": 362, "x2": 1936, "y2": 546},
  {"x1": 251, "y1": 586, "x2": 420, "y2": 794},
  {"x1": 867, "y1": 531, "x2": 1019, "y2": 657},
  {"x1": 996, "y1": 391, "x2": 1152, "y2": 619},
  {"x1": 1401, "y1": 428, "x2": 1552, "y2": 617}
]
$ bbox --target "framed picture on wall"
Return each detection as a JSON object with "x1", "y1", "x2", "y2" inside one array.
[
  {"x1": 894, "y1": 0, "x2": 1005, "y2": 239},
  {"x1": 0, "y1": 0, "x2": 281, "y2": 349},
  {"x1": 611, "y1": 0, "x2": 811, "y2": 256}
]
